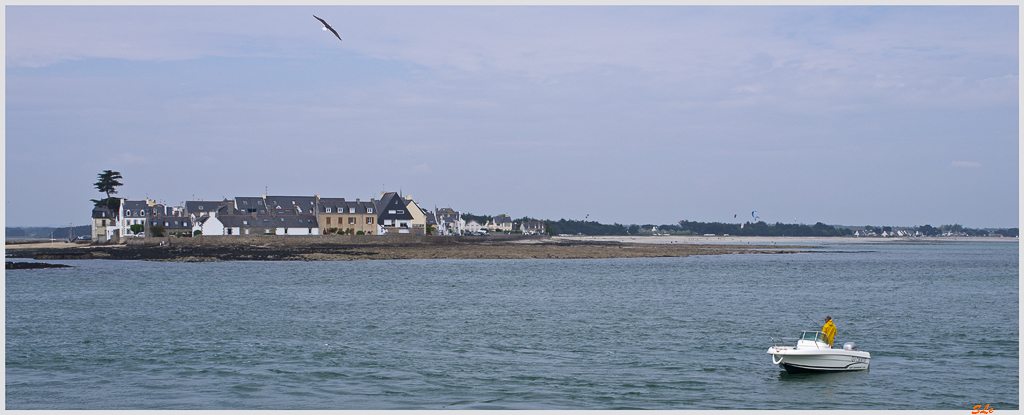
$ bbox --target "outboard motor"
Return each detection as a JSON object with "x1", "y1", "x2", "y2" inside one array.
[{"x1": 843, "y1": 342, "x2": 857, "y2": 351}]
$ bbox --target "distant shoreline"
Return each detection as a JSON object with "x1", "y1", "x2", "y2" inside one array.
[
  {"x1": 555, "y1": 235, "x2": 1019, "y2": 245},
  {"x1": 5, "y1": 237, "x2": 810, "y2": 262}
]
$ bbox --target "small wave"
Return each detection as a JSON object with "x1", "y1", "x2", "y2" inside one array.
[{"x1": 310, "y1": 370, "x2": 349, "y2": 379}]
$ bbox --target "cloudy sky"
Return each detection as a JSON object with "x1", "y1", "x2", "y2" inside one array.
[{"x1": 5, "y1": 5, "x2": 1018, "y2": 228}]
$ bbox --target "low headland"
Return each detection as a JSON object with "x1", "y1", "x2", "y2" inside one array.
[
  {"x1": 5, "y1": 234, "x2": 1012, "y2": 263},
  {"x1": 6, "y1": 234, "x2": 807, "y2": 262}
]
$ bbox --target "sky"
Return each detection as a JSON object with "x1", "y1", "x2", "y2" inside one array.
[{"x1": 5, "y1": 5, "x2": 1019, "y2": 228}]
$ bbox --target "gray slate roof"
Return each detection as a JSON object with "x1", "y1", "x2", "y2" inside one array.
[
  {"x1": 217, "y1": 215, "x2": 319, "y2": 229},
  {"x1": 318, "y1": 198, "x2": 376, "y2": 215},
  {"x1": 438, "y1": 211, "x2": 460, "y2": 222},
  {"x1": 375, "y1": 192, "x2": 414, "y2": 221},
  {"x1": 152, "y1": 216, "x2": 193, "y2": 230},
  {"x1": 122, "y1": 200, "x2": 151, "y2": 219},
  {"x1": 234, "y1": 197, "x2": 266, "y2": 214},
  {"x1": 92, "y1": 206, "x2": 115, "y2": 219},
  {"x1": 186, "y1": 200, "x2": 228, "y2": 216},
  {"x1": 265, "y1": 196, "x2": 317, "y2": 214}
]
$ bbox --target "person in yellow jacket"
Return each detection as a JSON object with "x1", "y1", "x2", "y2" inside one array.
[{"x1": 822, "y1": 316, "x2": 837, "y2": 347}]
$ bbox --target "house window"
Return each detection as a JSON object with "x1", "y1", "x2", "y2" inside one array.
[
  {"x1": 284, "y1": 228, "x2": 288, "y2": 234},
  {"x1": 349, "y1": 217, "x2": 356, "y2": 225},
  {"x1": 125, "y1": 210, "x2": 131, "y2": 216},
  {"x1": 326, "y1": 208, "x2": 332, "y2": 213},
  {"x1": 101, "y1": 220, "x2": 106, "y2": 226},
  {"x1": 243, "y1": 220, "x2": 248, "y2": 225},
  {"x1": 389, "y1": 210, "x2": 396, "y2": 214},
  {"x1": 397, "y1": 210, "x2": 404, "y2": 214},
  {"x1": 199, "y1": 205, "x2": 203, "y2": 210},
  {"x1": 326, "y1": 217, "x2": 331, "y2": 225},
  {"x1": 367, "y1": 208, "x2": 373, "y2": 214},
  {"x1": 349, "y1": 208, "x2": 356, "y2": 214},
  {"x1": 366, "y1": 217, "x2": 374, "y2": 224}
]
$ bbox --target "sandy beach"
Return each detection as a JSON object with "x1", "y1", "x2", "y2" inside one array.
[{"x1": 6, "y1": 241, "x2": 93, "y2": 250}]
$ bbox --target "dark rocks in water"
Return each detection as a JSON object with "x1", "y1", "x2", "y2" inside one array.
[
  {"x1": 6, "y1": 261, "x2": 72, "y2": 270},
  {"x1": 33, "y1": 252, "x2": 94, "y2": 260}
]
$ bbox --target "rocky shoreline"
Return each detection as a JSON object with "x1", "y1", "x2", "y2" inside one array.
[
  {"x1": 5, "y1": 239, "x2": 809, "y2": 262},
  {"x1": 6, "y1": 261, "x2": 72, "y2": 269}
]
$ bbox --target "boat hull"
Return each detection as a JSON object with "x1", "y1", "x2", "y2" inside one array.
[{"x1": 767, "y1": 347, "x2": 870, "y2": 373}]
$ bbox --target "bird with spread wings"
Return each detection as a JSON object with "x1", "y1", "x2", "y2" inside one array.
[{"x1": 313, "y1": 15, "x2": 342, "y2": 42}]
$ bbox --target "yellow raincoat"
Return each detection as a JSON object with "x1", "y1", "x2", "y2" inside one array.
[{"x1": 822, "y1": 319, "x2": 837, "y2": 347}]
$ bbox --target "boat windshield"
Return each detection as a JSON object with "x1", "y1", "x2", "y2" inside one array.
[{"x1": 800, "y1": 331, "x2": 824, "y2": 342}]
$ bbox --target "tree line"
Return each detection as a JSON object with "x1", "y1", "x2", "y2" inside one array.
[
  {"x1": 462, "y1": 214, "x2": 630, "y2": 236},
  {"x1": 467, "y1": 214, "x2": 1018, "y2": 238},
  {"x1": 622, "y1": 221, "x2": 853, "y2": 237},
  {"x1": 7, "y1": 226, "x2": 92, "y2": 240}
]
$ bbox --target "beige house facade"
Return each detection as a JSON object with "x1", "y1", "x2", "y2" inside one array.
[{"x1": 317, "y1": 198, "x2": 377, "y2": 235}]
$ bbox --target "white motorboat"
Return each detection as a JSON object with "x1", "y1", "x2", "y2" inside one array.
[{"x1": 767, "y1": 330, "x2": 870, "y2": 373}]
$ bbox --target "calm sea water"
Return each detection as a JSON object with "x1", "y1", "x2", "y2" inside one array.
[{"x1": 6, "y1": 242, "x2": 1018, "y2": 410}]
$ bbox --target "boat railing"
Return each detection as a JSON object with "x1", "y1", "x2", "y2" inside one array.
[{"x1": 770, "y1": 336, "x2": 798, "y2": 349}]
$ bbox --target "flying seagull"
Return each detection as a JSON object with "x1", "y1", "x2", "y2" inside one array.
[{"x1": 313, "y1": 15, "x2": 342, "y2": 42}]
